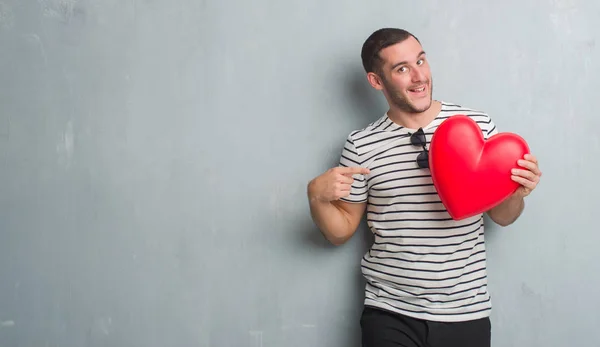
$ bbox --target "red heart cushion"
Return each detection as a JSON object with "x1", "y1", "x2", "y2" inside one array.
[{"x1": 429, "y1": 115, "x2": 530, "y2": 220}]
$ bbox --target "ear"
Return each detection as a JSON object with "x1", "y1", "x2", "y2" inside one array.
[{"x1": 366, "y1": 72, "x2": 384, "y2": 91}]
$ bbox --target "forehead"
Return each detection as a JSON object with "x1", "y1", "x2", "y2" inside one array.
[{"x1": 378, "y1": 36, "x2": 424, "y2": 66}]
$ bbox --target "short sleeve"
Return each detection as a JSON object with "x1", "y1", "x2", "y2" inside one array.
[
  {"x1": 484, "y1": 114, "x2": 498, "y2": 140},
  {"x1": 338, "y1": 134, "x2": 368, "y2": 203}
]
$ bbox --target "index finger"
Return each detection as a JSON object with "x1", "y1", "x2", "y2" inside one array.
[{"x1": 337, "y1": 166, "x2": 370, "y2": 176}]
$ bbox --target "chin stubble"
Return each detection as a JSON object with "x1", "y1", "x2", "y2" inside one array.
[{"x1": 383, "y1": 77, "x2": 433, "y2": 113}]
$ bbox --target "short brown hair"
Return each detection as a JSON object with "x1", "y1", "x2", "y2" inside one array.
[{"x1": 361, "y1": 28, "x2": 420, "y2": 75}]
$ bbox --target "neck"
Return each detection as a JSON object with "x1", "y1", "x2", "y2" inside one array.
[{"x1": 387, "y1": 100, "x2": 442, "y2": 130}]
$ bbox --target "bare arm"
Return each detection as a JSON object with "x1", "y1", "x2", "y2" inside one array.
[
  {"x1": 308, "y1": 195, "x2": 366, "y2": 245},
  {"x1": 306, "y1": 166, "x2": 370, "y2": 245},
  {"x1": 487, "y1": 194, "x2": 524, "y2": 227},
  {"x1": 487, "y1": 154, "x2": 541, "y2": 227}
]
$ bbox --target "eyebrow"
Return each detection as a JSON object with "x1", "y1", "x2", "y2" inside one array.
[{"x1": 390, "y1": 51, "x2": 426, "y2": 70}]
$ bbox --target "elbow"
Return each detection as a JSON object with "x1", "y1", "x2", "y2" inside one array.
[
  {"x1": 486, "y1": 196, "x2": 525, "y2": 227},
  {"x1": 487, "y1": 211, "x2": 516, "y2": 227},
  {"x1": 326, "y1": 233, "x2": 352, "y2": 246},
  {"x1": 487, "y1": 209, "x2": 510, "y2": 227},
  {"x1": 323, "y1": 227, "x2": 356, "y2": 246},
  {"x1": 330, "y1": 239, "x2": 345, "y2": 246},
  {"x1": 494, "y1": 219, "x2": 513, "y2": 227}
]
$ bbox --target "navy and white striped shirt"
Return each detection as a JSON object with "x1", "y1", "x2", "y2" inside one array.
[{"x1": 339, "y1": 101, "x2": 498, "y2": 322}]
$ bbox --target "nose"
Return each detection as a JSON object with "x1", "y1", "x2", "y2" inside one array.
[{"x1": 411, "y1": 67, "x2": 426, "y2": 82}]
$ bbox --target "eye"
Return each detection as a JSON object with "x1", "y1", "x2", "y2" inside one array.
[
  {"x1": 398, "y1": 66, "x2": 408, "y2": 72},
  {"x1": 417, "y1": 59, "x2": 424, "y2": 65}
]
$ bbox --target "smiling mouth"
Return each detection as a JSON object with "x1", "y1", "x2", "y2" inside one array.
[{"x1": 408, "y1": 85, "x2": 427, "y2": 94}]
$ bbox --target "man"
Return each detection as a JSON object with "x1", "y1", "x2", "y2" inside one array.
[{"x1": 306, "y1": 28, "x2": 542, "y2": 347}]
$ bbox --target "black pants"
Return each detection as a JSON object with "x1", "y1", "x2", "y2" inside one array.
[{"x1": 360, "y1": 306, "x2": 491, "y2": 347}]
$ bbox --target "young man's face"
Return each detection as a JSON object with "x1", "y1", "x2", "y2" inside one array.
[{"x1": 372, "y1": 36, "x2": 433, "y2": 114}]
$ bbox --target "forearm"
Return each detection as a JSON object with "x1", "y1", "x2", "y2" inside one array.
[
  {"x1": 308, "y1": 198, "x2": 355, "y2": 245},
  {"x1": 487, "y1": 194, "x2": 525, "y2": 227},
  {"x1": 305, "y1": 167, "x2": 369, "y2": 245}
]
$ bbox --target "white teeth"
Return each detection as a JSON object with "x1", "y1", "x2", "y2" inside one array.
[{"x1": 411, "y1": 87, "x2": 425, "y2": 92}]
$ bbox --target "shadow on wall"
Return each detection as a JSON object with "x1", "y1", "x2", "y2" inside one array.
[
  {"x1": 300, "y1": 58, "x2": 378, "y2": 250},
  {"x1": 343, "y1": 62, "x2": 386, "y2": 124},
  {"x1": 293, "y1": 62, "x2": 377, "y2": 346}
]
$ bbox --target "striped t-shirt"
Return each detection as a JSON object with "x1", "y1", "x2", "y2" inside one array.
[{"x1": 339, "y1": 101, "x2": 498, "y2": 322}]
